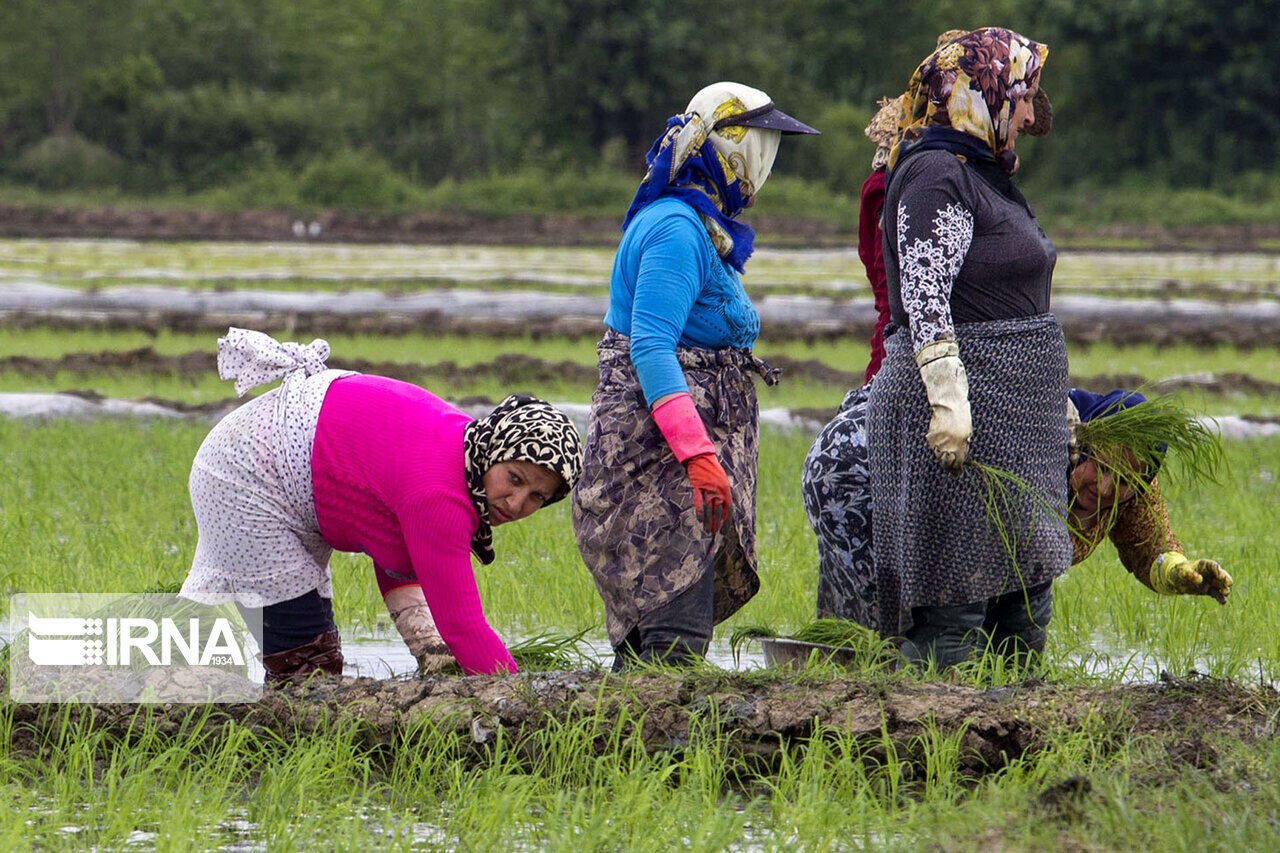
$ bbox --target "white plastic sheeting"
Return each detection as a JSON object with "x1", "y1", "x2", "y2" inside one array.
[{"x1": 5, "y1": 282, "x2": 1277, "y2": 332}]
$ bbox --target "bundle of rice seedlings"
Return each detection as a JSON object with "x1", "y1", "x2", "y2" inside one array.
[
  {"x1": 790, "y1": 618, "x2": 884, "y2": 651},
  {"x1": 966, "y1": 392, "x2": 1224, "y2": 566},
  {"x1": 1073, "y1": 392, "x2": 1224, "y2": 490},
  {"x1": 507, "y1": 629, "x2": 596, "y2": 671},
  {"x1": 437, "y1": 629, "x2": 596, "y2": 675},
  {"x1": 729, "y1": 619, "x2": 894, "y2": 662},
  {"x1": 965, "y1": 460, "x2": 1068, "y2": 570},
  {"x1": 728, "y1": 624, "x2": 778, "y2": 661}
]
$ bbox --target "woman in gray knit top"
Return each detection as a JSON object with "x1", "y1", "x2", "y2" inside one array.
[{"x1": 868, "y1": 27, "x2": 1066, "y2": 669}]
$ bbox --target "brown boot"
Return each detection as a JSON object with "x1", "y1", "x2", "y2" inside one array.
[{"x1": 261, "y1": 630, "x2": 344, "y2": 686}]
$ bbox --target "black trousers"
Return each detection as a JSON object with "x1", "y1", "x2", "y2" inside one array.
[
  {"x1": 612, "y1": 566, "x2": 715, "y2": 671},
  {"x1": 239, "y1": 589, "x2": 337, "y2": 656},
  {"x1": 899, "y1": 581, "x2": 1053, "y2": 670}
]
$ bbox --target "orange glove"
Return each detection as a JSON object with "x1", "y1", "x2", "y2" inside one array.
[
  {"x1": 685, "y1": 453, "x2": 732, "y2": 534},
  {"x1": 653, "y1": 393, "x2": 730, "y2": 534}
]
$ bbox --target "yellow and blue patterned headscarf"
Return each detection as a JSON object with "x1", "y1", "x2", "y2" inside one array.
[
  {"x1": 887, "y1": 27, "x2": 1047, "y2": 179},
  {"x1": 622, "y1": 113, "x2": 756, "y2": 272}
]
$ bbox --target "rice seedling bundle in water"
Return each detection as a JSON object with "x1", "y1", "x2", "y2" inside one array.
[
  {"x1": 434, "y1": 629, "x2": 595, "y2": 674},
  {"x1": 730, "y1": 619, "x2": 895, "y2": 658}
]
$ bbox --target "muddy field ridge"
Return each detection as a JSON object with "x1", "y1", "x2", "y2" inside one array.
[
  {"x1": 4, "y1": 204, "x2": 1280, "y2": 252},
  {"x1": 6, "y1": 669, "x2": 1277, "y2": 784}
]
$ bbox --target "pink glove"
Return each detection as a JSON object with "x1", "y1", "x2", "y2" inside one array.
[
  {"x1": 652, "y1": 393, "x2": 716, "y2": 462},
  {"x1": 653, "y1": 393, "x2": 730, "y2": 533}
]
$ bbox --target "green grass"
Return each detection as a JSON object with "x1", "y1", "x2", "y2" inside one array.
[
  {"x1": 2, "y1": 419, "x2": 1277, "y2": 683},
  {"x1": 3, "y1": 695, "x2": 1276, "y2": 851},
  {"x1": 1031, "y1": 181, "x2": 1280, "y2": 230},
  {"x1": 1, "y1": 231, "x2": 1278, "y2": 848},
  {"x1": 3, "y1": 415, "x2": 1279, "y2": 849},
  {"x1": 4, "y1": 172, "x2": 1280, "y2": 233},
  {"x1": 1, "y1": 327, "x2": 1276, "y2": 384},
  {"x1": 0, "y1": 329, "x2": 1277, "y2": 419},
  {"x1": 0, "y1": 367, "x2": 862, "y2": 413},
  {"x1": 0, "y1": 327, "x2": 606, "y2": 365}
]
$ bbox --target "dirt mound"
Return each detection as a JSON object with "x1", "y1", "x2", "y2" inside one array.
[
  {"x1": 6, "y1": 670, "x2": 1275, "y2": 780},
  {"x1": 0, "y1": 348, "x2": 601, "y2": 387},
  {"x1": 2, "y1": 203, "x2": 1279, "y2": 251},
  {"x1": 6, "y1": 284, "x2": 1279, "y2": 346},
  {"x1": 0, "y1": 205, "x2": 854, "y2": 248},
  {"x1": 0, "y1": 205, "x2": 625, "y2": 247}
]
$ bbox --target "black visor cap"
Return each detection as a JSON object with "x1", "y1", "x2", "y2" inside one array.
[{"x1": 713, "y1": 101, "x2": 820, "y2": 136}]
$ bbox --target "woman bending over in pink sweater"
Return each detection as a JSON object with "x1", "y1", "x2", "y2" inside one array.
[{"x1": 179, "y1": 329, "x2": 582, "y2": 683}]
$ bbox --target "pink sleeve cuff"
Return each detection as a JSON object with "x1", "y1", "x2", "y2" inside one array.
[{"x1": 652, "y1": 393, "x2": 716, "y2": 463}]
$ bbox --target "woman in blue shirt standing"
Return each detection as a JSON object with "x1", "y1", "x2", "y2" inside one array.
[{"x1": 572, "y1": 82, "x2": 818, "y2": 669}]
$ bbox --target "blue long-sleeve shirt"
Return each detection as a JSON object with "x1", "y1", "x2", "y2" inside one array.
[{"x1": 604, "y1": 197, "x2": 761, "y2": 406}]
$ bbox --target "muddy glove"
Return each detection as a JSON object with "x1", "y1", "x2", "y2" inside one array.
[
  {"x1": 383, "y1": 584, "x2": 455, "y2": 673},
  {"x1": 1150, "y1": 552, "x2": 1233, "y2": 605},
  {"x1": 916, "y1": 341, "x2": 972, "y2": 475},
  {"x1": 652, "y1": 392, "x2": 731, "y2": 534}
]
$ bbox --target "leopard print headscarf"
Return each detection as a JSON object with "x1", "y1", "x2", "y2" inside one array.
[{"x1": 462, "y1": 395, "x2": 583, "y2": 564}]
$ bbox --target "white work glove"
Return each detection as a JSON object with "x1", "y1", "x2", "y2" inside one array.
[
  {"x1": 916, "y1": 341, "x2": 972, "y2": 476},
  {"x1": 383, "y1": 585, "x2": 454, "y2": 674}
]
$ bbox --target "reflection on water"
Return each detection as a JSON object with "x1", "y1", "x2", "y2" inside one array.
[
  {"x1": 342, "y1": 630, "x2": 1265, "y2": 684},
  {"x1": 340, "y1": 632, "x2": 767, "y2": 678}
]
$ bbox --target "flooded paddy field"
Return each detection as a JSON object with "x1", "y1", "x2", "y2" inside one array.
[
  {"x1": 3, "y1": 239, "x2": 1279, "y2": 301},
  {"x1": 3, "y1": 237, "x2": 1279, "y2": 850}
]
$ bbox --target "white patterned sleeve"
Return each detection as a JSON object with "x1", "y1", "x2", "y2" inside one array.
[{"x1": 894, "y1": 174, "x2": 974, "y2": 356}]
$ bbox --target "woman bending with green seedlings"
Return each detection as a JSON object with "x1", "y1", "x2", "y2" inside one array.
[
  {"x1": 802, "y1": 385, "x2": 1232, "y2": 668},
  {"x1": 1065, "y1": 390, "x2": 1231, "y2": 601},
  {"x1": 180, "y1": 328, "x2": 582, "y2": 683}
]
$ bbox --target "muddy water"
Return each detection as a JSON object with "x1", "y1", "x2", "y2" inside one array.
[
  {"x1": 347, "y1": 632, "x2": 1271, "y2": 685},
  {"x1": 342, "y1": 633, "x2": 766, "y2": 679},
  {"x1": 2, "y1": 239, "x2": 1277, "y2": 297}
]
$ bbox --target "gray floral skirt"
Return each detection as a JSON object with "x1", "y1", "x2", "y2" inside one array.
[
  {"x1": 867, "y1": 315, "x2": 1072, "y2": 637},
  {"x1": 571, "y1": 330, "x2": 779, "y2": 646}
]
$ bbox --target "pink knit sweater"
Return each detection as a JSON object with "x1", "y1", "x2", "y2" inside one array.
[{"x1": 310, "y1": 375, "x2": 516, "y2": 675}]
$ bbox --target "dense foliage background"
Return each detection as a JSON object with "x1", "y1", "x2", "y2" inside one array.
[{"x1": 0, "y1": 0, "x2": 1275, "y2": 211}]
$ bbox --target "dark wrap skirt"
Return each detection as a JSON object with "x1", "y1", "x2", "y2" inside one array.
[
  {"x1": 867, "y1": 314, "x2": 1071, "y2": 637},
  {"x1": 571, "y1": 329, "x2": 779, "y2": 646},
  {"x1": 801, "y1": 384, "x2": 878, "y2": 629}
]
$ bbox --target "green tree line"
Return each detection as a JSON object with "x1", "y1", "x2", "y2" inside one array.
[{"x1": 0, "y1": 0, "x2": 1275, "y2": 206}]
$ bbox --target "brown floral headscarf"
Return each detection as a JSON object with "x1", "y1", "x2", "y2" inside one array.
[{"x1": 887, "y1": 27, "x2": 1047, "y2": 175}]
